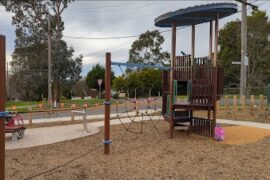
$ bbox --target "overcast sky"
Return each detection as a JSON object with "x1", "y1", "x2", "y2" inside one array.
[{"x1": 1, "y1": 0, "x2": 270, "y2": 76}]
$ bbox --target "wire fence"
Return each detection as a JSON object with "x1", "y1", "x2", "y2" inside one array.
[{"x1": 224, "y1": 86, "x2": 269, "y2": 96}]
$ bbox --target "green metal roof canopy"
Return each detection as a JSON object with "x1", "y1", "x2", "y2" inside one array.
[{"x1": 155, "y1": 3, "x2": 238, "y2": 27}]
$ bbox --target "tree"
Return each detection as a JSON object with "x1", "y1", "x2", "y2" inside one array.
[
  {"x1": 0, "y1": 0, "x2": 72, "y2": 44},
  {"x1": 128, "y1": 30, "x2": 170, "y2": 67},
  {"x1": 52, "y1": 41, "x2": 82, "y2": 100},
  {"x1": 112, "y1": 76, "x2": 126, "y2": 92},
  {"x1": 112, "y1": 69, "x2": 162, "y2": 97},
  {"x1": 1, "y1": 0, "x2": 83, "y2": 101},
  {"x1": 86, "y1": 64, "x2": 114, "y2": 92},
  {"x1": 72, "y1": 78, "x2": 89, "y2": 98},
  {"x1": 246, "y1": 11, "x2": 270, "y2": 93},
  {"x1": 219, "y1": 21, "x2": 241, "y2": 86},
  {"x1": 219, "y1": 10, "x2": 270, "y2": 94},
  {"x1": 10, "y1": 42, "x2": 48, "y2": 101}
]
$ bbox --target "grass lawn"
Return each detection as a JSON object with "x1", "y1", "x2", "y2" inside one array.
[{"x1": 5, "y1": 98, "x2": 104, "y2": 113}]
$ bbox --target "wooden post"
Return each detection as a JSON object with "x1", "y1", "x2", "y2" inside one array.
[
  {"x1": 28, "y1": 107, "x2": 32, "y2": 126},
  {"x1": 71, "y1": 112, "x2": 74, "y2": 121},
  {"x1": 259, "y1": 95, "x2": 264, "y2": 111},
  {"x1": 250, "y1": 95, "x2": 255, "y2": 112},
  {"x1": 0, "y1": 35, "x2": 6, "y2": 180},
  {"x1": 104, "y1": 52, "x2": 111, "y2": 154},
  {"x1": 191, "y1": 23, "x2": 195, "y2": 66},
  {"x1": 83, "y1": 106, "x2": 88, "y2": 132},
  {"x1": 212, "y1": 15, "x2": 219, "y2": 138},
  {"x1": 241, "y1": 95, "x2": 246, "y2": 111},
  {"x1": 209, "y1": 21, "x2": 213, "y2": 61},
  {"x1": 169, "y1": 22, "x2": 176, "y2": 139},
  {"x1": 71, "y1": 104, "x2": 76, "y2": 109},
  {"x1": 233, "y1": 95, "x2": 237, "y2": 111},
  {"x1": 135, "y1": 100, "x2": 139, "y2": 114},
  {"x1": 216, "y1": 100, "x2": 220, "y2": 111},
  {"x1": 224, "y1": 96, "x2": 229, "y2": 110},
  {"x1": 12, "y1": 105, "x2": 16, "y2": 111},
  {"x1": 214, "y1": 15, "x2": 219, "y2": 66}
]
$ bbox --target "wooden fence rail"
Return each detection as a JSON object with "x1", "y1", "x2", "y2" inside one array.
[{"x1": 216, "y1": 94, "x2": 267, "y2": 112}]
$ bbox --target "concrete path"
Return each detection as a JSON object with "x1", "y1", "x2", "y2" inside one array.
[
  {"x1": 217, "y1": 119, "x2": 270, "y2": 130},
  {"x1": 5, "y1": 124, "x2": 100, "y2": 149},
  {"x1": 5, "y1": 114, "x2": 270, "y2": 149}
]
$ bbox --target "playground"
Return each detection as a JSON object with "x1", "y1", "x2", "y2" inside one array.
[
  {"x1": 1, "y1": 2, "x2": 270, "y2": 180},
  {"x1": 5, "y1": 120, "x2": 270, "y2": 179}
]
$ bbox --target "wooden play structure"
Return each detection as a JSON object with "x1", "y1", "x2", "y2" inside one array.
[
  {"x1": 103, "y1": 3, "x2": 238, "y2": 154},
  {"x1": 155, "y1": 3, "x2": 237, "y2": 138}
]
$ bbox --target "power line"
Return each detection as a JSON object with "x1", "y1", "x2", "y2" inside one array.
[
  {"x1": 63, "y1": 27, "x2": 186, "y2": 40},
  {"x1": 67, "y1": 2, "x2": 154, "y2": 13},
  {"x1": 68, "y1": 2, "x2": 147, "y2": 10}
]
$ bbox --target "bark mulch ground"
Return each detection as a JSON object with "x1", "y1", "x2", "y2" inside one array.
[{"x1": 6, "y1": 120, "x2": 270, "y2": 180}]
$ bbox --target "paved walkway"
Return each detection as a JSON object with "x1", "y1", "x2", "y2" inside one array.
[
  {"x1": 217, "y1": 119, "x2": 270, "y2": 130},
  {"x1": 5, "y1": 114, "x2": 270, "y2": 149},
  {"x1": 5, "y1": 124, "x2": 100, "y2": 149}
]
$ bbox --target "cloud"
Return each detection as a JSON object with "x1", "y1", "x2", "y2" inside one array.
[
  {"x1": 1, "y1": 1, "x2": 270, "y2": 77},
  {"x1": 6, "y1": 53, "x2": 12, "y2": 63},
  {"x1": 82, "y1": 56, "x2": 100, "y2": 65}
]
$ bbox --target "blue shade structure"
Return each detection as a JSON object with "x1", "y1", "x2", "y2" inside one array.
[{"x1": 155, "y1": 3, "x2": 238, "y2": 27}]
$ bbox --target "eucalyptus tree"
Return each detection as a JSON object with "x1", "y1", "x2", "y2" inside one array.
[
  {"x1": 1, "y1": 0, "x2": 83, "y2": 101},
  {"x1": 219, "y1": 10, "x2": 270, "y2": 94},
  {"x1": 128, "y1": 30, "x2": 170, "y2": 69}
]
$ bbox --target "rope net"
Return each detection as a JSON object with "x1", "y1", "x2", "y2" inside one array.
[{"x1": 111, "y1": 62, "x2": 165, "y2": 135}]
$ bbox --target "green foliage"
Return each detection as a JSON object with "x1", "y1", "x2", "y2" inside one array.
[
  {"x1": 219, "y1": 10, "x2": 270, "y2": 92},
  {"x1": 219, "y1": 21, "x2": 241, "y2": 86},
  {"x1": 246, "y1": 11, "x2": 270, "y2": 89},
  {"x1": 86, "y1": 64, "x2": 114, "y2": 91},
  {"x1": 128, "y1": 30, "x2": 170, "y2": 69},
  {"x1": 1, "y1": 0, "x2": 83, "y2": 101},
  {"x1": 112, "y1": 76, "x2": 125, "y2": 92},
  {"x1": 112, "y1": 69, "x2": 162, "y2": 97}
]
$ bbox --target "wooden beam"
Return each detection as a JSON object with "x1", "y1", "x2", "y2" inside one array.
[
  {"x1": 209, "y1": 21, "x2": 213, "y2": 61},
  {"x1": 191, "y1": 23, "x2": 195, "y2": 66},
  {"x1": 214, "y1": 15, "x2": 219, "y2": 67},
  {"x1": 169, "y1": 22, "x2": 176, "y2": 139},
  {"x1": 104, "y1": 52, "x2": 111, "y2": 154},
  {"x1": 0, "y1": 35, "x2": 6, "y2": 180},
  {"x1": 213, "y1": 15, "x2": 219, "y2": 138}
]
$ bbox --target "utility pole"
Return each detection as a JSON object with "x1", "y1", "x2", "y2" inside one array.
[
  {"x1": 48, "y1": 16, "x2": 52, "y2": 105},
  {"x1": 236, "y1": 0, "x2": 258, "y2": 96},
  {"x1": 240, "y1": 0, "x2": 247, "y2": 96}
]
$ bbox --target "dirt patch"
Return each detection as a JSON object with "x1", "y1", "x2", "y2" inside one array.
[
  {"x1": 6, "y1": 120, "x2": 270, "y2": 180},
  {"x1": 222, "y1": 126, "x2": 270, "y2": 145}
]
